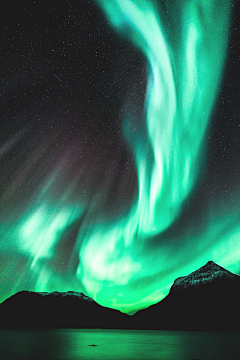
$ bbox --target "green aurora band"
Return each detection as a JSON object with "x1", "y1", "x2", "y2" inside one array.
[
  {"x1": 0, "y1": 0, "x2": 235, "y2": 313},
  {"x1": 77, "y1": 0, "x2": 233, "y2": 311}
]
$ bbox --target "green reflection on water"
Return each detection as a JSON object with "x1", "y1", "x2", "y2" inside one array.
[{"x1": 1, "y1": 329, "x2": 240, "y2": 360}]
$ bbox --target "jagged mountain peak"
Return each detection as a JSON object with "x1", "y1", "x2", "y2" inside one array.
[
  {"x1": 2, "y1": 290, "x2": 95, "y2": 306},
  {"x1": 35, "y1": 291, "x2": 94, "y2": 301},
  {"x1": 171, "y1": 261, "x2": 238, "y2": 291}
]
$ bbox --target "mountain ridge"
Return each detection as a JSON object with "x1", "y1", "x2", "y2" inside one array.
[{"x1": 1, "y1": 261, "x2": 240, "y2": 330}]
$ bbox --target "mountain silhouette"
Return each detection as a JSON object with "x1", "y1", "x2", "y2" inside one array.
[
  {"x1": 133, "y1": 261, "x2": 240, "y2": 330},
  {"x1": 1, "y1": 261, "x2": 240, "y2": 330}
]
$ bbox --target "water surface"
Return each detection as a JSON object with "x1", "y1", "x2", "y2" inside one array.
[{"x1": 1, "y1": 329, "x2": 240, "y2": 360}]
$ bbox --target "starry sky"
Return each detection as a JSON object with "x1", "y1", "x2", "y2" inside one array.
[{"x1": 0, "y1": 0, "x2": 240, "y2": 313}]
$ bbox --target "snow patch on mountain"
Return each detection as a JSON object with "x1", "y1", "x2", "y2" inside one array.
[
  {"x1": 27, "y1": 291, "x2": 94, "y2": 302},
  {"x1": 171, "y1": 261, "x2": 238, "y2": 291}
]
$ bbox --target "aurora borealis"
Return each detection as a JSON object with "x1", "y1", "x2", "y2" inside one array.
[{"x1": 0, "y1": 0, "x2": 239, "y2": 313}]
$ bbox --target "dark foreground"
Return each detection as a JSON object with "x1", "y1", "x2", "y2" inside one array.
[{"x1": 1, "y1": 329, "x2": 240, "y2": 360}]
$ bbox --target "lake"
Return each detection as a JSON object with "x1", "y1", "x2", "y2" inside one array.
[{"x1": 0, "y1": 329, "x2": 240, "y2": 360}]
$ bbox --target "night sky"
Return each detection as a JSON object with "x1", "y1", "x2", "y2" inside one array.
[{"x1": 1, "y1": 0, "x2": 240, "y2": 314}]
